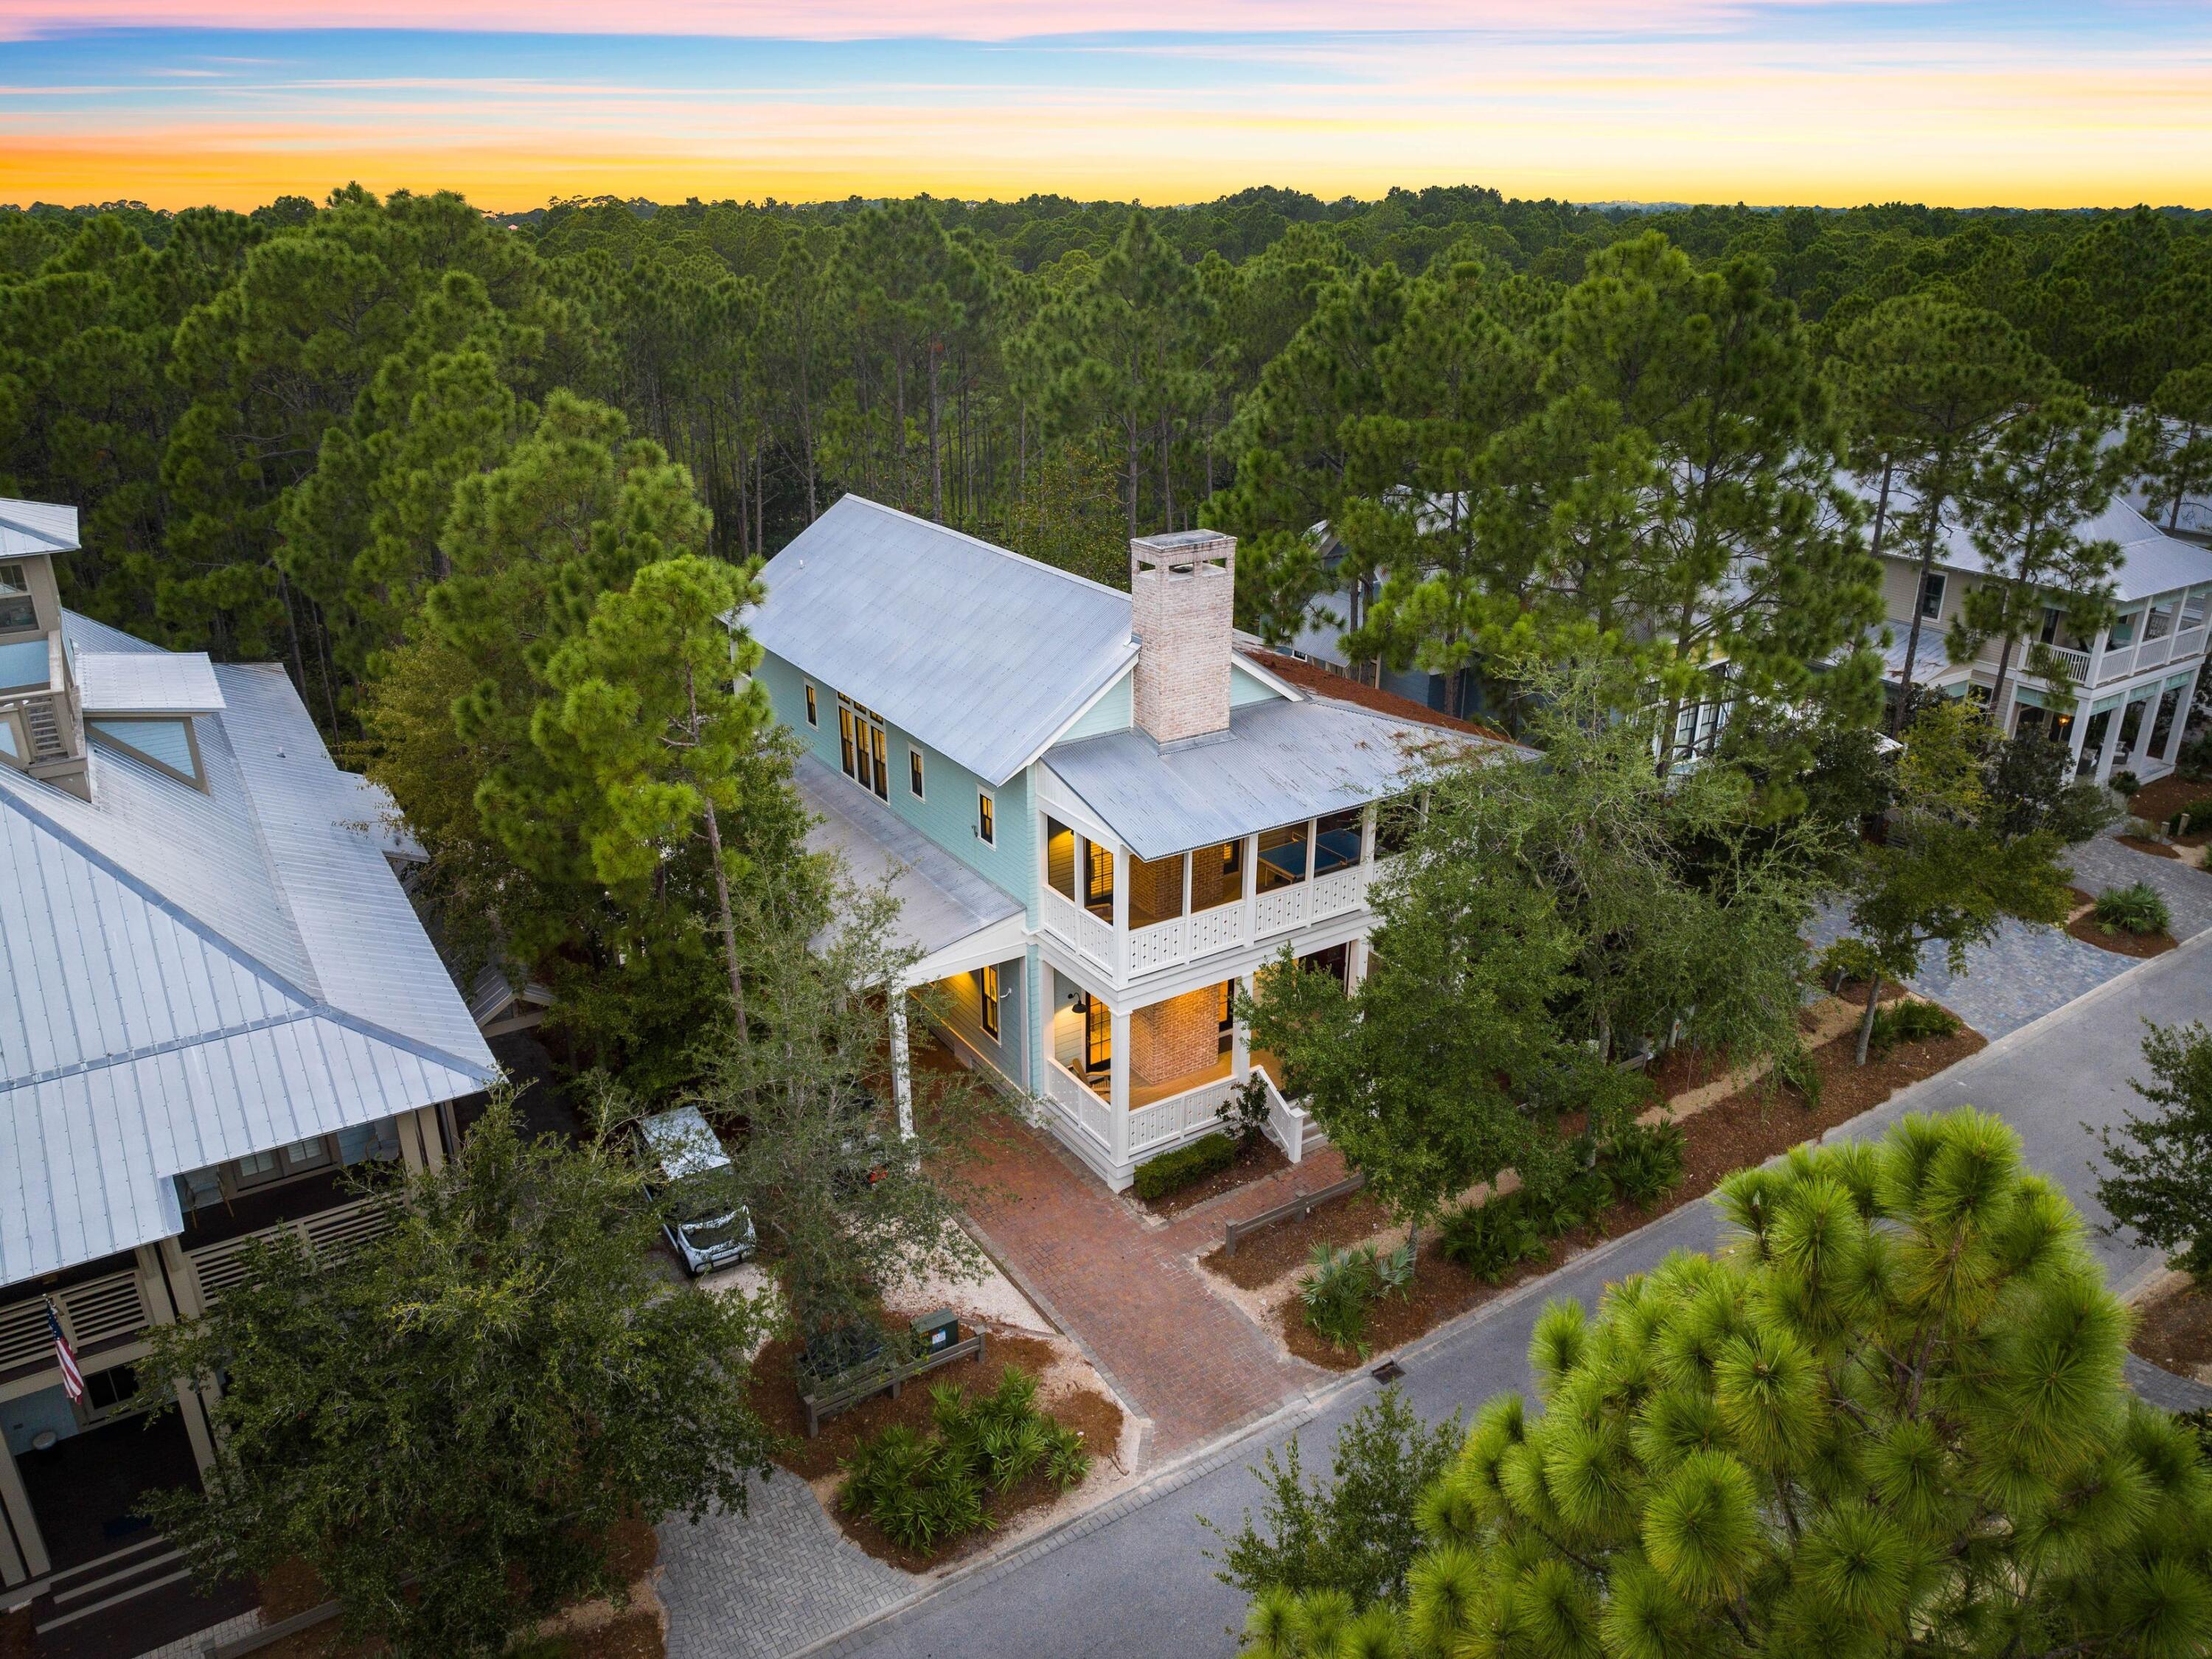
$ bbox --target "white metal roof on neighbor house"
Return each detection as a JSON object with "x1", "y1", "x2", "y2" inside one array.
[
  {"x1": 1043, "y1": 698, "x2": 1472, "y2": 863},
  {"x1": 0, "y1": 498, "x2": 79, "y2": 560},
  {"x1": 1852, "y1": 475, "x2": 2212, "y2": 605},
  {"x1": 747, "y1": 495, "x2": 1139, "y2": 787},
  {"x1": 793, "y1": 754, "x2": 1023, "y2": 978},
  {"x1": 0, "y1": 615, "x2": 496, "y2": 1289},
  {"x1": 73, "y1": 648, "x2": 226, "y2": 714}
]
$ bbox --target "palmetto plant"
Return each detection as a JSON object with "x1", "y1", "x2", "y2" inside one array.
[
  {"x1": 2094, "y1": 881, "x2": 2173, "y2": 937},
  {"x1": 1242, "y1": 1110, "x2": 2212, "y2": 1659}
]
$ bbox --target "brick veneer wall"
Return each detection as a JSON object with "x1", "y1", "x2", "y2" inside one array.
[
  {"x1": 1130, "y1": 531, "x2": 1235, "y2": 745},
  {"x1": 1130, "y1": 986, "x2": 1221, "y2": 1088},
  {"x1": 1128, "y1": 852, "x2": 1184, "y2": 925}
]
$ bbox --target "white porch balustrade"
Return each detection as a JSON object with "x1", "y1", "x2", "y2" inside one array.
[{"x1": 1042, "y1": 1057, "x2": 1116, "y2": 1153}]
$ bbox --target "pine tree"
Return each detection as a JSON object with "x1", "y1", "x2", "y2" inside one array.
[{"x1": 1242, "y1": 1110, "x2": 2212, "y2": 1659}]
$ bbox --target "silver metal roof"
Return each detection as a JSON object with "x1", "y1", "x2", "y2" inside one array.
[
  {"x1": 0, "y1": 613, "x2": 496, "y2": 1289},
  {"x1": 748, "y1": 495, "x2": 1138, "y2": 786},
  {"x1": 1044, "y1": 698, "x2": 1470, "y2": 863},
  {"x1": 0, "y1": 497, "x2": 79, "y2": 560},
  {"x1": 74, "y1": 648, "x2": 225, "y2": 714},
  {"x1": 793, "y1": 753, "x2": 1021, "y2": 961},
  {"x1": 1851, "y1": 474, "x2": 2212, "y2": 605}
]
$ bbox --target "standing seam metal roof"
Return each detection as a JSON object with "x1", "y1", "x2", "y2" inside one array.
[
  {"x1": 747, "y1": 495, "x2": 1138, "y2": 786},
  {"x1": 0, "y1": 614, "x2": 495, "y2": 1288}
]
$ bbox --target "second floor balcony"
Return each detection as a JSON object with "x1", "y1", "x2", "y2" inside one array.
[{"x1": 1036, "y1": 804, "x2": 1390, "y2": 984}]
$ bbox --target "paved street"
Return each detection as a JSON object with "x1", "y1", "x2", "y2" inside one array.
[{"x1": 818, "y1": 929, "x2": 2211, "y2": 1659}]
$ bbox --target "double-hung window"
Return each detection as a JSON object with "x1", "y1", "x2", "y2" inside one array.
[
  {"x1": 976, "y1": 790, "x2": 996, "y2": 847},
  {"x1": 978, "y1": 963, "x2": 1001, "y2": 1040},
  {"x1": 909, "y1": 747, "x2": 925, "y2": 800},
  {"x1": 804, "y1": 684, "x2": 818, "y2": 727},
  {"x1": 1918, "y1": 571, "x2": 1947, "y2": 622},
  {"x1": 837, "y1": 695, "x2": 889, "y2": 801}
]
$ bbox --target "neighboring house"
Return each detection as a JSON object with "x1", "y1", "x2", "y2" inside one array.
[
  {"x1": 0, "y1": 500, "x2": 496, "y2": 1632},
  {"x1": 1867, "y1": 484, "x2": 2212, "y2": 785},
  {"x1": 745, "y1": 496, "x2": 1498, "y2": 1192}
]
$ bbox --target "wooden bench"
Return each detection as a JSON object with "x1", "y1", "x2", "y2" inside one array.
[
  {"x1": 801, "y1": 1329, "x2": 989, "y2": 1437},
  {"x1": 1222, "y1": 1172, "x2": 1367, "y2": 1258}
]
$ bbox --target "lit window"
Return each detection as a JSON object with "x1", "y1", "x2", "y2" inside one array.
[
  {"x1": 837, "y1": 695, "x2": 889, "y2": 801},
  {"x1": 977, "y1": 790, "x2": 995, "y2": 846},
  {"x1": 909, "y1": 747, "x2": 925, "y2": 800},
  {"x1": 979, "y1": 964, "x2": 1000, "y2": 1040},
  {"x1": 804, "y1": 684, "x2": 818, "y2": 727}
]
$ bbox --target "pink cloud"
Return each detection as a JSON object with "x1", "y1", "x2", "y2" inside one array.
[{"x1": 0, "y1": 0, "x2": 1879, "y2": 41}]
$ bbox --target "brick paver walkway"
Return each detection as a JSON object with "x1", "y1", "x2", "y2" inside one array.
[{"x1": 965, "y1": 1116, "x2": 1332, "y2": 1456}]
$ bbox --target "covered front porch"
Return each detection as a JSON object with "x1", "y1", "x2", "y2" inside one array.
[{"x1": 1036, "y1": 953, "x2": 1350, "y2": 1189}]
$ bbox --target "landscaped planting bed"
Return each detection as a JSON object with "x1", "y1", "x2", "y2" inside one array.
[
  {"x1": 1129, "y1": 1130, "x2": 1295, "y2": 1217},
  {"x1": 745, "y1": 1327, "x2": 1122, "y2": 1571},
  {"x1": 2132, "y1": 1277, "x2": 2212, "y2": 1381},
  {"x1": 2065, "y1": 884, "x2": 2180, "y2": 959},
  {"x1": 1262, "y1": 1011, "x2": 1986, "y2": 1371}
]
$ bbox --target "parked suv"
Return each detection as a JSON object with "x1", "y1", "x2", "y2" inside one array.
[{"x1": 637, "y1": 1105, "x2": 756, "y2": 1276}]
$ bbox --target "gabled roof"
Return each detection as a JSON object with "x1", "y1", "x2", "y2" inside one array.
[
  {"x1": 1043, "y1": 697, "x2": 1481, "y2": 863},
  {"x1": 0, "y1": 613, "x2": 495, "y2": 1288},
  {"x1": 748, "y1": 495, "x2": 1138, "y2": 787},
  {"x1": 0, "y1": 498, "x2": 79, "y2": 560},
  {"x1": 1851, "y1": 475, "x2": 2212, "y2": 605}
]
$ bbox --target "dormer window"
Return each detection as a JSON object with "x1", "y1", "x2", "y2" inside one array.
[
  {"x1": 88, "y1": 716, "x2": 205, "y2": 789},
  {"x1": 0, "y1": 563, "x2": 34, "y2": 633}
]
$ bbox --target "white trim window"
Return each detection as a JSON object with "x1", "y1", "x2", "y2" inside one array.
[
  {"x1": 1918, "y1": 571, "x2": 1947, "y2": 622},
  {"x1": 803, "y1": 683, "x2": 819, "y2": 727},
  {"x1": 908, "y1": 745, "x2": 925, "y2": 800},
  {"x1": 976, "y1": 789, "x2": 996, "y2": 847},
  {"x1": 837, "y1": 695, "x2": 889, "y2": 801}
]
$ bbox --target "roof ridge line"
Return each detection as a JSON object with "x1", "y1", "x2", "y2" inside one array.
[
  {"x1": 836, "y1": 494, "x2": 1137, "y2": 607},
  {"x1": 0, "y1": 782, "x2": 498, "y2": 1088},
  {"x1": 2, "y1": 1006, "x2": 321, "y2": 1093}
]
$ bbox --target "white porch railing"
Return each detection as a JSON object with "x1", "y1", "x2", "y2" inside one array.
[
  {"x1": 1128, "y1": 1071, "x2": 1240, "y2": 1155},
  {"x1": 1308, "y1": 863, "x2": 1368, "y2": 921},
  {"x1": 0, "y1": 1269, "x2": 148, "y2": 1374},
  {"x1": 1186, "y1": 902, "x2": 1247, "y2": 958},
  {"x1": 1252, "y1": 883, "x2": 1307, "y2": 938},
  {"x1": 185, "y1": 1195, "x2": 396, "y2": 1307},
  {"x1": 1256, "y1": 1068, "x2": 1324, "y2": 1165},
  {"x1": 1127, "y1": 914, "x2": 1186, "y2": 975},
  {"x1": 2042, "y1": 644, "x2": 2091, "y2": 683},
  {"x1": 1043, "y1": 1057, "x2": 1115, "y2": 1152}
]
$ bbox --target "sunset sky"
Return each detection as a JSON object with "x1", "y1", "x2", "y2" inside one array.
[{"x1": 3, "y1": 1, "x2": 2207, "y2": 212}]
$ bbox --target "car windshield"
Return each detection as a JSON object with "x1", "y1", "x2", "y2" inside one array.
[
  {"x1": 669, "y1": 1167, "x2": 742, "y2": 1228},
  {"x1": 679, "y1": 1208, "x2": 745, "y2": 1248}
]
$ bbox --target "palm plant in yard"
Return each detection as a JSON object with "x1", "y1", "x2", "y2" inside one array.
[{"x1": 2094, "y1": 881, "x2": 2173, "y2": 937}]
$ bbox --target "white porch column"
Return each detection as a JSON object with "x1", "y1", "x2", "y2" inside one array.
[
  {"x1": 136, "y1": 1242, "x2": 218, "y2": 1476},
  {"x1": 1349, "y1": 936, "x2": 1371, "y2": 990},
  {"x1": 1239, "y1": 832, "x2": 1260, "y2": 940},
  {"x1": 1108, "y1": 1004, "x2": 1132, "y2": 1164},
  {"x1": 888, "y1": 989, "x2": 914, "y2": 1141},
  {"x1": 1110, "y1": 841, "x2": 1130, "y2": 974}
]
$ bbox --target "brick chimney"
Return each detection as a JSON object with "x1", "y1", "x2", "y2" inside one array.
[{"x1": 1130, "y1": 529, "x2": 1235, "y2": 745}]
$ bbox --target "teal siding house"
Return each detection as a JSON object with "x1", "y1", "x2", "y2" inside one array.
[{"x1": 745, "y1": 497, "x2": 1489, "y2": 1191}]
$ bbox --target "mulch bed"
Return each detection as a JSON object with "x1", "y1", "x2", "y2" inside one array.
[
  {"x1": 559, "y1": 1610, "x2": 664, "y2": 1659},
  {"x1": 828, "y1": 1382, "x2": 1124, "y2": 1574},
  {"x1": 1, "y1": 1609, "x2": 33, "y2": 1659},
  {"x1": 2123, "y1": 774, "x2": 2212, "y2": 829},
  {"x1": 2118, "y1": 834, "x2": 2185, "y2": 860},
  {"x1": 2066, "y1": 910, "x2": 2180, "y2": 959},
  {"x1": 748, "y1": 1326, "x2": 1061, "y2": 1481},
  {"x1": 1277, "y1": 1018, "x2": 1987, "y2": 1371},
  {"x1": 2132, "y1": 1278, "x2": 2212, "y2": 1377},
  {"x1": 1130, "y1": 1136, "x2": 1290, "y2": 1219},
  {"x1": 1203, "y1": 1188, "x2": 1395, "y2": 1291}
]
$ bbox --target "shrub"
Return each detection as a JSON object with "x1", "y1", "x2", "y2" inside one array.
[
  {"x1": 1868, "y1": 998, "x2": 1963, "y2": 1054},
  {"x1": 1438, "y1": 1189, "x2": 1548, "y2": 1282},
  {"x1": 2126, "y1": 814, "x2": 2164, "y2": 841},
  {"x1": 2111, "y1": 769, "x2": 2142, "y2": 796},
  {"x1": 1217, "y1": 1074, "x2": 1273, "y2": 1150},
  {"x1": 1132, "y1": 1132, "x2": 1235, "y2": 1201},
  {"x1": 1522, "y1": 1155, "x2": 1615, "y2": 1234},
  {"x1": 840, "y1": 1366, "x2": 1089, "y2": 1553},
  {"x1": 2093, "y1": 880, "x2": 2171, "y2": 936},
  {"x1": 1602, "y1": 1118, "x2": 1686, "y2": 1208},
  {"x1": 2180, "y1": 728, "x2": 2212, "y2": 780},
  {"x1": 2168, "y1": 796, "x2": 2212, "y2": 836},
  {"x1": 1300, "y1": 1243, "x2": 1385, "y2": 1352}
]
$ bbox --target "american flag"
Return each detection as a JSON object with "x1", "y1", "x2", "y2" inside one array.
[{"x1": 46, "y1": 1301, "x2": 83, "y2": 1404}]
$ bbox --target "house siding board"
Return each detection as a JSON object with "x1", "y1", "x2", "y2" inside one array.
[
  {"x1": 937, "y1": 956, "x2": 1023, "y2": 1082},
  {"x1": 762, "y1": 650, "x2": 1034, "y2": 913},
  {"x1": 1228, "y1": 662, "x2": 1281, "y2": 707},
  {"x1": 1060, "y1": 673, "x2": 1132, "y2": 741}
]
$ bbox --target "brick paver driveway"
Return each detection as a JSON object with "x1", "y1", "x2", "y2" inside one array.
[{"x1": 964, "y1": 1116, "x2": 1335, "y2": 1457}]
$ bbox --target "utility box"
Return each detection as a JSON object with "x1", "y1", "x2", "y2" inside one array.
[{"x1": 911, "y1": 1309, "x2": 960, "y2": 1353}]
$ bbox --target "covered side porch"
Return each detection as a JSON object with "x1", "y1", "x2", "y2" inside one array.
[{"x1": 1035, "y1": 947, "x2": 1355, "y2": 1190}]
